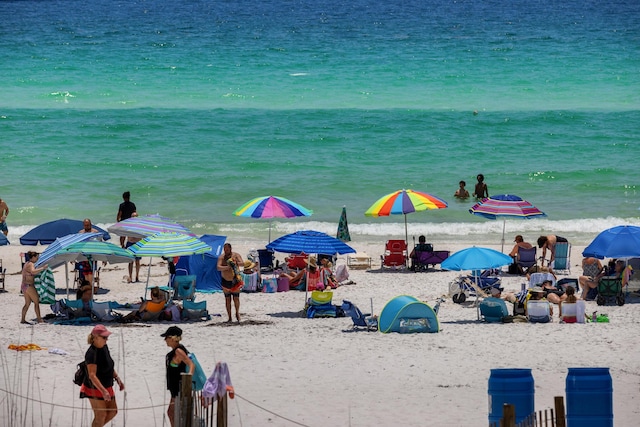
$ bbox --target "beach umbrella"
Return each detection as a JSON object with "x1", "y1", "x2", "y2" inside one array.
[
  {"x1": 107, "y1": 214, "x2": 194, "y2": 239},
  {"x1": 127, "y1": 232, "x2": 211, "y2": 258},
  {"x1": 337, "y1": 206, "x2": 351, "y2": 242},
  {"x1": 365, "y1": 189, "x2": 448, "y2": 246},
  {"x1": 441, "y1": 246, "x2": 514, "y2": 272},
  {"x1": 0, "y1": 234, "x2": 8, "y2": 246},
  {"x1": 128, "y1": 232, "x2": 211, "y2": 294},
  {"x1": 20, "y1": 218, "x2": 110, "y2": 245},
  {"x1": 47, "y1": 240, "x2": 134, "y2": 300},
  {"x1": 583, "y1": 225, "x2": 640, "y2": 259},
  {"x1": 34, "y1": 232, "x2": 102, "y2": 298},
  {"x1": 233, "y1": 195, "x2": 313, "y2": 242},
  {"x1": 266, "y1": 230, "x2": 356, "y2": 255},
  {"x1": 469, "y1": 194, "x2": 546, "y2": 252}
]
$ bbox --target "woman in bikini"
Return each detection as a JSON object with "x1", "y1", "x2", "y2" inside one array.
[{"x1": 20, "y1": 251, "x2": 48, "y2": 324}]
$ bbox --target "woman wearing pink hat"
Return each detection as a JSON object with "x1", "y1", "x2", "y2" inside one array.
[{"x1": 80, "y1": 324, "x2": 125, "y2": 426}]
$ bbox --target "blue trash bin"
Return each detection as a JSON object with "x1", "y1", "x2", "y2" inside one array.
[
  {"x1": 488, "y1": 368, "x2": 535, "y2": 424},
  {"x1": 566, "y1": 367, "x2": 613, "y2": 427}
]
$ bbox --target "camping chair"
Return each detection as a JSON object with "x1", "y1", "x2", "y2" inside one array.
[
  {"x1": 516, "y1": 247, "x2": 537, "y2": 274},
  {"x1": 380, "y1": 240, "x2": 407, "y2": 269},
  {"x1": 478, "y1": 297, "x2": 509, "y2": 323},
  {"x1": 286, "y1": 254, "x2": 308, "y2": 271},
  {"x1": 257, "y1": 249, "x2": 275, "y2": 272},
  {"x1": 552, "y1": 242, "x2": 571, "y2": 273},
  {"x1": 341, "y1": 300, "x2": 378, "y2": 331}
]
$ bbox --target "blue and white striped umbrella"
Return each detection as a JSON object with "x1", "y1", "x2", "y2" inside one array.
[
  {"x1": 108, "y1": 214, "x2": 194, "y2": 239},
  {"x1": 266, "y1": 230, "x2": 356, "y2": 255},
  {"x1": 128, "y1": 232, "x2": 211, "y2": 257},
  {"x1": 35, "y1": 232, "x2": 102, "y2": 269}
]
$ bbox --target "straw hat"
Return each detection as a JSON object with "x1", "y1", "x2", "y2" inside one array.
[
  {"x1": 243, "y1": 260, "x2": 256, "y2": 271},
  {"x1": 305, "y1": 256, "x2": 318, "y2": 268},
  {"x1": 530, "y1": 286, "x2": 544, "y2": 293}
]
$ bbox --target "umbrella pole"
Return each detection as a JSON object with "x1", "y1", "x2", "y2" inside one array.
[
  {"x1": 303, "y1": 269, "x2": 309, "y2": 314},
  {"x1": 268, "y1": 220, "x2": 272, "y2": 243},
  {"x1": 144, "y1": 257, "x2": 152, "y2": 299},
  {"x1": 65, "y1": 263, "x2": 69, "y2": 300},
  {"x1": 404, "y1": 214, "x2": 409, "y2": 265},
  {"x1": 501, "y1": 220, "x2": 506, "y2": 253}
]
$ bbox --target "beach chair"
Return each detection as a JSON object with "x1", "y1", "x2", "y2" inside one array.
[
  {"x1": 516, "y1": 247, "x2": 537, "y2": 274},
  {"x1": 91, "y1": 301, "x2": 121, "y2": 322},
  {"x1": 528, "y1": 272, "x2": 556, "y2": 288},
  {"x1": 173, "y1": 273, "x2": 197, "y2": 301},
  {"x1": 341, "y1": 300, "x2": 378, "y2": 331},
  {"x1": 478, "y1": 297, "x2": 509, "y2": 323},
  {"x1": 257, "y1": 249, "x2": 275, "y2": 272},
  {"x1": 381, "y1": 240, "x2": 407, "y2": 269},
  {"x1": 526, "y1": 300, "x2": 551, "y2": 323},
  {"x1": 414, "y1": 250, "x2": 450, "y2": 271},
  {"x1": 286, "y1": 254, "x2": 308, "y2": 271},
  {"x1": 182, "y1": 300, "x2": 209, "y2": 321},
  {"x1": 552, "y1": 242, "x2": 571, "y2": 274}
]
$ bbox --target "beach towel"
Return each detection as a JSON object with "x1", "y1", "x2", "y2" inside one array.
[
  {"x1": 202, "y1": 361, "x2": 234, "y2": 401},
  {"x1": 35, "y1": 268, "x2": 56, "y2": 304}
]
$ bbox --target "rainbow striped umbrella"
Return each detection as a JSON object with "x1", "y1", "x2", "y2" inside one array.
[
  {"x1": 365, "y1": 189, "x2": 448, "y2": 246},
  {"x1": 469, "y1": 194, "x2": 546, "y2": 252},
  {"x1": 108, "y1": 214, "x2": 194, "y2": 239},
  {"x1": 233, "y1": 196, "x2": 313, "y2": 242}
]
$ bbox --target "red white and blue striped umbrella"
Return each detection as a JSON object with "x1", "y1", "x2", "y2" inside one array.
[
  {"x1": 108, "y1": 214, "x2": 194, "y2": 239},
  {"x1": 469, "y1": 194, "x2": 546, "y2": 252},
  {"x1": 233, "y1": 196, "x2": 313, "y2": 242}
]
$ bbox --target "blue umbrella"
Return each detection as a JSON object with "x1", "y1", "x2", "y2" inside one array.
[
  {"x1": 441, "y1": 246, "x2": 513, "y2": 271},
  {"x1": 582, "y1": 225, "x2": 640, "y2": 259},
  {"x1": 266, "y1": 230, "x2": 356, "y2": 255},
  {"x1": 20, "y1": 219, "x2": 110, "y2": 245}
]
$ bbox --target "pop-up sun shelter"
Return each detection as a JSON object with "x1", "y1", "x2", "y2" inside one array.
[
  {"x1": 175, "y1": 235, "x2": 226, "y2": 293},
  {"x1": 378, "y1": 295, "x2": 440, "y2": 333}
]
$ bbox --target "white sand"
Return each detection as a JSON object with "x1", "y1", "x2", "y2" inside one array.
[{"x1": 1, "y1": 240, "x2": 639, "y2": 426}]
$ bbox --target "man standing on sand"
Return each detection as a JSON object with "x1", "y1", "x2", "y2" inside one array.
[
  {"x1": 125, "y1": 212, "x2": 141, "y2": 282},
  {"x1": 0, "y1": 198, "x2": 9, "y2": 236},
  {"x1": 217, "y1": 243, "x2": 244, "y2": 323},
  {"x1": 116, "y1": 191, "x2": 137, "y2": 247}
]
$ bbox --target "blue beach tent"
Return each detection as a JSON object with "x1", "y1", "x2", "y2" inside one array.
[
  {"x1": 378, "y1": 295, "x2": 440, "y2": 333},
  {"x1": 175, "y1": 235, "x2": 226, "y2": 293}
]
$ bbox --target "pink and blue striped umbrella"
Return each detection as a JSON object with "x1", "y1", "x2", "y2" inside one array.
[
  {"x1": 107, "y1": 214, "x2": 194, "y2": 239},
  {"x1": 469, "y1": 194, "x2": 546, "y2": 252},
  {"x1": 233, "y1": 196, "x2": 313, "y2": 242}
]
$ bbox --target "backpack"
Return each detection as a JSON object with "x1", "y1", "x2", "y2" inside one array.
[{"x1": 73, "y1": 361, "x2": 88, "y2": 386}]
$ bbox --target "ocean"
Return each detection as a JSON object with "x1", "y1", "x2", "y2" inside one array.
[{"x1": 1, "y1": 0, "x2": 639, "y2": 246}]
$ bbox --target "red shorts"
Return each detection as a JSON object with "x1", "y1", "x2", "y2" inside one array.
[{"x1": 80, "y1": 384, "x2": 114, "y2": 400}]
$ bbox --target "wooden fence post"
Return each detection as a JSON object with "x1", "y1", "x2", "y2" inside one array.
[
  {"x1": 178, "y1": 373, "x2": 193, "y2": 427},
  {"x1": 502, "y1": 403, "x2": 516, "y2": 427},
  {"x1": 554, "y1": 396, "x2": 566, "y2": 427},
  {"x1": 217, "y1": 393, "x2": 228, "y2": 427}
]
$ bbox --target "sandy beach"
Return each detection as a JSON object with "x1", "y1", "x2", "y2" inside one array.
[{"x1": 1, "y1": 238, "x2": 640, "y2": 427}]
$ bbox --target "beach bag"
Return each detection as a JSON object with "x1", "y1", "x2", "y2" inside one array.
[{"x1": 189, "y1": 353, "x2": 208, "y2": 391}]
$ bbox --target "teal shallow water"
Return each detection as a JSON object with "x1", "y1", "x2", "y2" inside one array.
[{"x1": 1, "y1": 0, "x2": 639, "y2": 244}]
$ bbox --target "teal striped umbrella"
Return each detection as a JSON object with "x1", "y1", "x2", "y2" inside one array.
[
  {"x1": 128, "y1": 232, "x2": 211, "y2": 257},
  {"x1": 55, "y1": 240, "x2": 135, "y2": 265}
]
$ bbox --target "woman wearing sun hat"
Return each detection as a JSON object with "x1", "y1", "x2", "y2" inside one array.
[
  {"x1": 162, "y1": 326, "x2": 195, "y2": 427},
  {"x1": 80, "y1": 324, "x2": 124, "y2": 426}
]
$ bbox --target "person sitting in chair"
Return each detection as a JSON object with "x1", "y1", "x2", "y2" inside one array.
[
  {"x1": 122, "y1": 286, "x2": 166, "y2": 322},
  {"x1": 409, "y1": 235, "x2": 433, "y2": 271},
  {"x1": 280, "y1": 256, "x2": 321, "y2": 290}
]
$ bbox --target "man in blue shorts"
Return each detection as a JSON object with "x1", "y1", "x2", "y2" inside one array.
[{"x1": 0, "y1": 198, "x2": 9, "y2": 236}]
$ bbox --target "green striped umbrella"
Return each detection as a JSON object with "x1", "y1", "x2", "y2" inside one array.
[{"x1": 127, "y1": 232, "x2": 211, "y2": 257}]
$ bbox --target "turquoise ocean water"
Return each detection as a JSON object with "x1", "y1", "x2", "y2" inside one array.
[{"x1": 1, "y1": 0, "x2": 639, "y2": 246}]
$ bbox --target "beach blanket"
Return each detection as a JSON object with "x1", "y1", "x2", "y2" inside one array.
[{"x1": 35, "y1": 268, "x2": 56, "y2": 304}]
